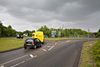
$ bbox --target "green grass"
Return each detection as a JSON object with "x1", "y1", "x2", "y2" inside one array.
[
  {"x1": 45, "y1": 37, "x2": 67, "y2": 40},
  {"x1": 45, "y1": 37, "x2": 92, "y2": 41},
  {"x1": 79, "y1": 41, "x2": 96, "y2": 67},
  {"x1": 0, "y1": 37, "x2": 67, "y2": 52},
  {"x1": 0, "y1": 38, "x2": 24, "y2": 52},
  {"x1": 92, "y1": 40, "x2": 100, "y2": 67}
]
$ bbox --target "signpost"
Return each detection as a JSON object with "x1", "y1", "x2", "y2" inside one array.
[{"x1": 51, "y1": 31, "x2": 57, "y2": 37}]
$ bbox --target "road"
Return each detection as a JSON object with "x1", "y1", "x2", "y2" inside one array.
[{"x1": 0, "y1": 40, "x2": 85, "y2": 67}]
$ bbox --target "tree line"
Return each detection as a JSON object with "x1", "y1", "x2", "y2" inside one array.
[
  {"x1": 0, "y1": 22, "x2": 100, "y2": 38},
  {"x1": 0, "y1": 23, "x2": 16, "y2": 37},
  {"x1": 38, "y1": 25, "x2": 89, "y2": 38}
]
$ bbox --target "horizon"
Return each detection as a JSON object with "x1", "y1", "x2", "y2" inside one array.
[{"x1": 1, "y1": 22, "x2": 98, "y2": 33}]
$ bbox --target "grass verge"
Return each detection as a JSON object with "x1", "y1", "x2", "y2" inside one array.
[
  {"x1": 45, "y1": 38, "x2": 67, "y2": 41},
  {"x1": 92, "y1": 40, "x2": 100, "y2": 67},
  {"x1": 0, "y1": 37, "x2": 66, "y2": 52},
  {"x1": 79, "y1": 41, "x2": 96, "y2": 67},
  {"x1": 0, "y1": 38, "x2": 24, "y2": 52}
]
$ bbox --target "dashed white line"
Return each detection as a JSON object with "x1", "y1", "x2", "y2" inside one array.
[
  {"x1": 0, "y1": 53, "x2": 37, "y2": 67},
  {"x1": 42, "y1": 49, "x2": 47, "y2": 52},
  {"x1": 1, "y1": 55, "x2": 28, "y2": 65},
  {"x1": 47, "y1": 46, "x2": 51, "y2": 48},
  {"x1": 29, "y1": 54, "x2": 34, "y2": 58},
  {"x1": 33, "y1": 55, "x2": 37, "y2": 58},
  {"x1": 0, "y1": 65, "x2": 4, "y2": 67},
  {"x1": 30, "y1": 54, "x2": 37, "y2": 58},
  {"x1": 55, "y1": 42, "x2": 57, "y2": 46},
  {"x1": 10, "y1": 54, "x2": 37, "y2": 67},
  {"x1": 11, "y1": 61, "x2": 25, "y2": 67},
  {"x1": 66, "y1": 40, "x2": 70, "y2": 42},
  {"x1": 48, "y1": 46, "x2": 55, "y2": 51}
]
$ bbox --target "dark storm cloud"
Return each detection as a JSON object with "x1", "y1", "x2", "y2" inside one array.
[{"x1": 0, "y1": 0, "x2": 100, "y2": 22}]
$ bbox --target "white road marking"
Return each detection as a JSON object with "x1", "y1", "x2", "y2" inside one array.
[
  {"x1": 25, "y1": 58, "x2": 32, "y2": 61},
  {"x1": 66, "y1": 40, "x2": 70, "y2": 42},
  {"x1": 10, "y1": 54, "x2": 37, "y2": 67},
  {"x1": 33, "y1": 55, "x2": 37, "y2": 58},
  {"x1": 29, "y1": 54, "x2": 37, "y2": 58},
  {"x1": 0, "y1": 65, "x2": 4, "y2": 67},
  {"x1": 47, "y1": 46, "x2": 51, "y2": 48},
  {"x1": 55, "y1": 42, "x2": 57, "y2": 46},
  {"x1": 11, "y1": 61, "x2": 25, "y2": 67},
  {"x1": 29, "y1": 54, "x2": 34, "y2": 58},
  {"x1": 48, "y1": 46, "x2": 55, "y2": 51},
  {"x1": 42, "y1": 49, "x2": 47, "y2": 52},
  {"x1": 1, "y1": 55, "x2": 28, "y2": 65}
]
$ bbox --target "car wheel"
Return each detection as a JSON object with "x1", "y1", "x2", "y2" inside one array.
[
  {"x1": 24, "y1": 46, "x2": 27, "y2": 49},
  {"x1": 34, "y1": 45, "x2": 37, "y2": 49},
  {"x1": 39, "y1": 44, "x2": 42, "y2": 47},
  {"x1": 24, "y1": 44, "x2": 27, "y2": 49}
]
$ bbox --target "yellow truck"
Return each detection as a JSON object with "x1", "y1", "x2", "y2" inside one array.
[{"x1": 32, "y1": 31, "x2": 44, "y2": 44}]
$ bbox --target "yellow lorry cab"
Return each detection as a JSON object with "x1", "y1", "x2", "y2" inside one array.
[{"x1": 32, "y1": 31, "x2": 44, "y2": 44}]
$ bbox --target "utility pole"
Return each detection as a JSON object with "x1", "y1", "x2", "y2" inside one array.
[
  {"x1": 0, "y1": 20, "x2": 1, "y2": 22},
  {"x1": 88, "y1": 29, "x2": 90, "y2": 41}
]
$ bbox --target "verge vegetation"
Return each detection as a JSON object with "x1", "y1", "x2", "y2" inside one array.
[
  {"x1": 79, "y1": 41, "x2": 96, "y2": 67},
  {"x1": 80, "y1": 39, "x2": 100, "y2": 67},
  {"x1": 92, "y1": 40, "x2": 100, "y2": 67}
]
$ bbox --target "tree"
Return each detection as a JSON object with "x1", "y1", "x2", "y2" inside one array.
[
  {"x1": 7, "y1": 25, "x2": 16, "y2": 37},
  {"x1": 38, "y1": 25, "x2": 51, "y2": 37},
  {"x1": 0, "y1": 22, "x2": 3, "y2": 37},
  {"x1": 96, "y1": 29, "x2": 100, "y2": 37},
  {"x1": 0, "y1": 23, "x2": 16, "y2": 37},
  {"x1": 37, "y1": 25, "x2": 88, "y2": 38},
  {"x1": 98, "y1": 29, "x2": 100, "y2": 32}
]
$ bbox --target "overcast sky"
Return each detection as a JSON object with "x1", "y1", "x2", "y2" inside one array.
[{"x1": 0, "y1": 0, "x2": 100, "y2": 32}]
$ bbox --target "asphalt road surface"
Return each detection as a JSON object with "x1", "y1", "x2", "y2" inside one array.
[{"x1": 0, "y1": 40, "x2": 85, "y2": 67}]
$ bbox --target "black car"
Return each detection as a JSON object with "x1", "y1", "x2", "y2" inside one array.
[
  {"x1": 24, "y1": 38, "x2": 42, "y2": 49},
  {"x1": 16, "y1": 34, "x2": 23, "y2": 39}
]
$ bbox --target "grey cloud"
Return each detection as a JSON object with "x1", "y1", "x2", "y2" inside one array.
[{"x1": 0, "y1": 0, "x2": 100, "y2": 22}]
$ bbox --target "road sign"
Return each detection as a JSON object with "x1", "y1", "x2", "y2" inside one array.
[{"x1": 51, "y1": 31, "x2": 56, "y2": 37}]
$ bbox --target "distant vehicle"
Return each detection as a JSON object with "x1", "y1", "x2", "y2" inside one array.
[
  {"x1": 16, "y1": 34, "x2": 23, "y2": 39},
  {"x1": 32, "y1": 31, "x2": 44, "y2": 44},
  {"x1": 24, "y1": 38, "x2": 42, "y2": 49}
]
